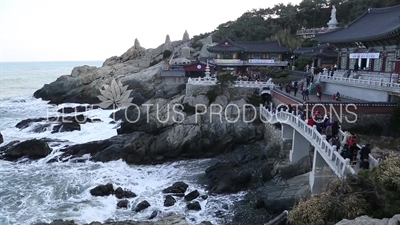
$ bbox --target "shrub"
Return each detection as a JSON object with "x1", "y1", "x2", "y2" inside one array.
[
  {"x1": 288, "y1": 153, "x2": 400, "y2": 225},
  {"x1": 206, "y1": 89, "x2": 218, "y2": 104},
  {"x1": 217, "y1": 72, "x2": 236, "y2": 85},
  {"x1": 182, "y1": 103, "x2": 196, "y2": 116},
  {"x1": 191, "y1": 41, "x2": 204, "y2": 49},
  {"x1": 247, "y1": 89, "x2": 263, "y2": 106}
]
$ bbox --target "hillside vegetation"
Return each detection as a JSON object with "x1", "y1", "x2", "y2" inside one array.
[
  {"x1": 193, "y1": 0, "x2": 399, "y2": 49},
  {"x1": 288, "y1": 153, "x2": 400, "y2": 225}
]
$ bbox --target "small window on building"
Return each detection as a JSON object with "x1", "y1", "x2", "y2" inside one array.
[{"x1": 253, "y1": 54, "x2": 263, "y2": 59}]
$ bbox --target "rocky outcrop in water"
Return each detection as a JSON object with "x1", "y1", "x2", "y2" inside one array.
[
  {"x1": 0, "y1": 139, "x2": 51, "y2": 161},
  {"x1": 33, "y1": 215, "x2": 190, "y2": 225},
  {"x1": 0, "y1": 132, "x2": 3, "y2": 144},
  {"x1": 55, "y1": 87, "x2": 264, "y2": 164}
]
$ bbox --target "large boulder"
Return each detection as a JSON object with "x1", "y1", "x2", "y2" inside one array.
[
  {"x1": 0, "y1": 132, "x2": 3, "y2": 144},
  {"x1": 57, "y1": 87, "x2": 265, "y2": 164},
  {"x1": 335, "y1": 214, "x2": 400, "y2": 225},
  {"x1": 0, "y1": 139, "x2": 51, "y2": 161}
]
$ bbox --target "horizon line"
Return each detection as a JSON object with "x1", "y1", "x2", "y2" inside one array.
[{"x1": 0, "y1": 60, "x2": 104, "y2": 63}]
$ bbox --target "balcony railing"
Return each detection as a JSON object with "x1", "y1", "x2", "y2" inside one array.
[
  {"x1": 320, "y1": 75, "x2": 400, "y2": 92},
  {"x1": 213, "y1": 59, "x2": 288, "y2": 66}
]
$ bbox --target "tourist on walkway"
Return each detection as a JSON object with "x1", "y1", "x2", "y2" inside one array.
[
  {"x1": 317, "y1": 86, "x2": 322, "y2": 101},
  {"x1": 360, "y1": 144, "x2": 371, "y2": 169},
  {"x1": 331, "y1": 121, "x2": 339, "y2": 137},
  {"x1": 348, "y1": 134, "x2": 358, "y2": 165},
  {"x1": 354, "y1": 62, "x2": 359, "y2": 73}
]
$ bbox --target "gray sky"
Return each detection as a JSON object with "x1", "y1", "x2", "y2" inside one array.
[{"x1": 0, "y1": 0, "x2": 301, "y2": 62}]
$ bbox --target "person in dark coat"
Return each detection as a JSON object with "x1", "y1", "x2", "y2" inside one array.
[
  {"x1": 332, "y1": 121, "x2": 339, "y2": 136},
  {"x1": 360, "y1": 144, "x2": 371, "y2": 169}
]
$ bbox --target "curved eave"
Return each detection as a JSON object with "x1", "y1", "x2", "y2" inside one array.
[
  {"x1": 314, "y1": 28, "x2": 400, "y2": 44},
  {"x1": 246, "y1": 50, "x2": 291, "y2": 54}
]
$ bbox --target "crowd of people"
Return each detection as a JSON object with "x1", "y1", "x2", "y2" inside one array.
[{"x1": 268, "y1": 104, "x2": 371, "y2": 169}]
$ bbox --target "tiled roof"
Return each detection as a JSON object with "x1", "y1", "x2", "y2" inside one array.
[
  {"x1": 293, "y1": 44, "x2": 338, "y2": 57},
  {"x1": 314, "y1": 5, "x2": 400, "y2": 43},
  {"x1": 207, "y1": 37, "x2": 290, "y2": 53}
]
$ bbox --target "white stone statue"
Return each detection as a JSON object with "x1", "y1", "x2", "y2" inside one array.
[
  {"x1": 327, "y1": 5, "x2": 338, "y2": 28},
  {"x1": 330, "y1": 5, "x2": 336, "y2": 21}
]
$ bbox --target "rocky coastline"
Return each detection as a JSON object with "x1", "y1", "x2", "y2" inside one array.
[{"x1": 3, "y1": 31, "x2": 396, "y2": 225}]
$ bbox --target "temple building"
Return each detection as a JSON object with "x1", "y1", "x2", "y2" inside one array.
[
  {"x1": 207, "y1": 37, "x2": 291, "y2": 72},
  {"x1": 293, "y1": 44, "x2": 338, "y2": 68},
  {"x1": 313, "y1": 5, "x2": 400, "y2": 74}
]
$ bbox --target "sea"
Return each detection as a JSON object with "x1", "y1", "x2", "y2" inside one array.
[{"x1": 0, "y1": 61, "x2": 245, "y2": 225}]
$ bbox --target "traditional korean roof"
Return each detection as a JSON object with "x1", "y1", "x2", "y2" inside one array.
[
  {"x1": 314, "y1": 5, "x2": 400, "y2": 43},
  {"x1": 207, "y1": 37, "x2": 290, "y2": 53},
  {"x1": 293, "y1": 44, "x2": 338, "y2": 57}
]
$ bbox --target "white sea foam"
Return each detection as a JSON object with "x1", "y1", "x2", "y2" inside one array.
[{"x1": 0, "y1": 96, "x2": 245, "y2": 225}]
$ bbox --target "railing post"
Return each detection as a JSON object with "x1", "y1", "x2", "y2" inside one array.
[{"x1": 312, "y1": 125, "x2": 317, "y2": 139}]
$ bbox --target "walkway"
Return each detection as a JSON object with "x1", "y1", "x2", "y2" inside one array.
[
  {"x1": 260, "y1": 107, "x2": 379, "y2": 179},
  {"x1": 275, "y1": 88, "x2": 366, "y2": 103}
]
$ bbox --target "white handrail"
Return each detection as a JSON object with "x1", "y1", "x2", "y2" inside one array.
[
  {"x1": 260, "y1": 107, "x2": 379, "y2": 177},
  {"x1": 320, "y1": 75, "x2": 400, "y2": 91}
]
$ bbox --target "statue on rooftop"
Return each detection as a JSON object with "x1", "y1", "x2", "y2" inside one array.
[{"x1": 327, "y1": 5, "x2": 339, "y2": 29}]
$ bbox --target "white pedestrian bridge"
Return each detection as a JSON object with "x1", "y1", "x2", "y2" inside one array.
[
  {"x1": 260, "y1": 107, "x2": 380, "y2": 193},
  {"x1": 187, "y1": 77, "x2": 275, "y2": 95}
]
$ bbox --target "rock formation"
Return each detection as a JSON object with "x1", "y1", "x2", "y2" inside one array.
[
  {"x1": 182, "y1": 30, "x2": 190, "y2": 41},
  {"x1": 335, "y1": 214, "x2": 400, "y2": 225},
  {"x1": 33, "y1": 32, "x2": 211, "y2": 105},
  {"x1": 0, "y1": 132, "x2": 3, "y2": 144},
  {"x1": 162, "y1": 34, "x2": 173, "y2": 53},
  {"x1": 51, "y1": 86, "x2": 264, "y2": 165},
  {"x1": 181, "y1": 45, "x2": 191, "y2": 58},
  {"x1": 199, "y1": 35, "x2": 216, "y2": 58}
]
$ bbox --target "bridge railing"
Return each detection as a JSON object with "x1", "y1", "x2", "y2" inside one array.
[
  {"x1": 261, "y1": 107, "x2": 352, "y2": 177},
  {"x1": 320, "y1": 75, "x2": 400, "y2": 91},
  {"x1": 187, "y1": 77, "x2": 217, "y2": 85}
]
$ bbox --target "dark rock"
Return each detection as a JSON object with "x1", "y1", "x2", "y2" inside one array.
[
  {"x1": 134, "y1": 200, "x2": 150, "y2": 212},
  {"x1": 187, "y1": 201, "x2": 201, "y2": 211},
  {"x1": 200, "y1": 195, "x2": 208, "y2": 200},
  {"x1": 16, "y1": 115, "x2": 97, "y2": 131},
  {"x1": 198, "y1": 221, "x2": 213, "y2": 225},
  {"x1": 115, "y1": 187, "x2": 137, "y2": 199},
  {"x1": 51, "y1": 122, "x2": 81, "y2": 133},
  {"x1": 149, "y1": 210, "x2": 159, "y2": 220},
  {"x1": 0, "y1": 139, "x2": 51, "y2": 161},
  {"x1": 57, "y1": 105, "x2": 99, "y2": 114},
  {"x1": 261, "y1": 162, "x2": 273, "y2": 181},
  {"x1": 162, "y1": 182, "x2": 189, "y2": 194},
  {"x1": 164, "y1": 195, "x2": 176, "y2": 207},
  {"x1": 116, "y1": 199, "x2": 129, "y2": 209},
  {"x1": 171, "y1": 193, "x2": 185, "y2": 197},
  {"x1": 278, "y1": 156, "x2": 311, "y2": 180},
  {"x1": 184, "y1": 190, "x2": 200, "y2": 201},
  {"x1": 32, "y1": 219, "x2": 77, "y2": 225},
  {"x1": 0, "y1": 132, "x2": 3, "y2": 144},
  {"x1": 89, "y1": 183, "x2": 114, "y2": 196},
  {"x1": 205, "y1": 162, "x2": 252, "y2": 194}
]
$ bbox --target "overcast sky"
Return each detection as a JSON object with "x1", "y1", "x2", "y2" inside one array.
[{"x1": 0, "y1": 0, "x2": 301, "y2": 62}]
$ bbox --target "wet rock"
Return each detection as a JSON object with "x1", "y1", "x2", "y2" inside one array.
[
  {"x1": 52, "y1": 122, "x2": 81, "y2": 133},
  {"x1": 149, "y1": 210, "x2": 159, "y2": 219},
  {"x1": 116, "y1": 199, "x2": 129, "y2": 209},
  {"x1": 89, "y1": 183, "x2": 114, "y2": 196},
  {"x1": 261, "y1": 162, "x2": 273, "y2": 181},
  {"x1": 164, "y1": 195, "x2": 176, "y2": 207},
  {"x1": 0, "y1": 132, "x2": 3, "y2": 144},
  {"x1": 201, "y1": 195, "x2": 208, "y2": 200},
  {"x1": 162, "y1": 182, "x2": 188, "y2": 194},
  {"x1": 184, "y1": 190, "x2": 200, "y2": 201},
  {"x1": 198, "y1": 222, "x2": 213, "y2": 225},
  {"x1": 114, "y1": 187, "x2": 137, "y2": 199},
  {"x1": 134, "y1": 200, "x2": 151, "y2": 212},
  {"x1": 0, "y1": 139, "x2": 51, "y2": 161},
  {"x1": 205, "y1": 162, "x2": 252, "y2": 194},
  {"x1": 57, "y1": 105, "x2": 99, "y2": 114},
  {"x1": 187, "y1": 201, "x2": 201, "y2": 211}
]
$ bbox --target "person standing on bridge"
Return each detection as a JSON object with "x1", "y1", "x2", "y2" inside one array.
[
  {"x1": 360, "y1": 144, "x2": 371, "y2": 169},
  {"x1": 316, "y1": 86, "x2": 322, "y2": 101}
]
